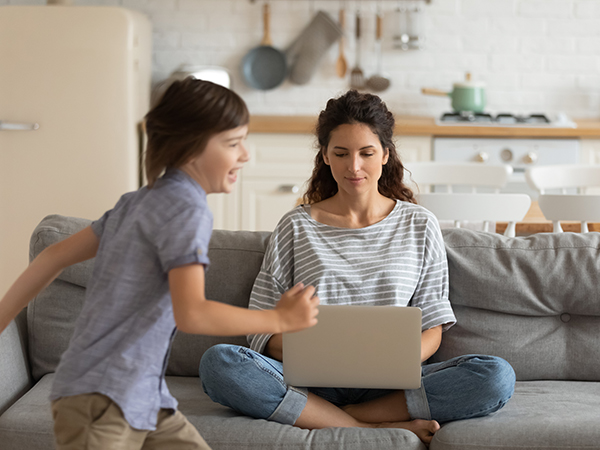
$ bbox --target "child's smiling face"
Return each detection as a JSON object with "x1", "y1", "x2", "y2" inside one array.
[{"x1": 181, "y1": 124, "x2": 249, "y2": 194}]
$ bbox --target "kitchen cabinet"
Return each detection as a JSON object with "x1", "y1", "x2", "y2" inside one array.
[
  {"x1": 207, "y1": 133, "x2": 432, "y2": 231},
  {"x1": 396, "y1": 135, "x2": 433, "y2": 162}
]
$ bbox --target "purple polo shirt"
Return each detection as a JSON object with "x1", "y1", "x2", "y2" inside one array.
[{"x1": 50, "y1": 168, "x2": 212, "y2": 430}]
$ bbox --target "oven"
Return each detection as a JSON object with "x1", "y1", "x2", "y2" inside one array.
[{"x1": 433, "y1": 137, "x2": 580, "y2": 199}]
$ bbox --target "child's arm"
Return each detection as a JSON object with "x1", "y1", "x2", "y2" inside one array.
[
  {"x1": 0, "y1": 226, "x2": 99, "y2": 334},
  {"x1": 169, "y1": 264, "x2": 319, "y2": 336}
]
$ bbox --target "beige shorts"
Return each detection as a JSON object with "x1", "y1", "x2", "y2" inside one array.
[{"x1": 51, "y1": 393, "x2": 211, "y2": 450}]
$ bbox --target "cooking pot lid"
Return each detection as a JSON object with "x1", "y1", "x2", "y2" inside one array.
[
  {"x1": 453, "y1": 72, "x2": 485, "y2": 89},
  {"x1": 453, "y1": 80, "x2": 486, "y2": 89}
]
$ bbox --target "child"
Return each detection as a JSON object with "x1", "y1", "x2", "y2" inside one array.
[{"x1": 0, "y1": 78, "x2": 320, "y2": 450}]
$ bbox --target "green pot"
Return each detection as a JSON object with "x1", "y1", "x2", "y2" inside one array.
[{"x1": 421, "y1": 73, "x2": 486, "y2": 113}]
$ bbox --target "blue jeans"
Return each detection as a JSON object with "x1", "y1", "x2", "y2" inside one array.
[{"x1": 199, "y1": 344, "x2": 515, "y2": 425}]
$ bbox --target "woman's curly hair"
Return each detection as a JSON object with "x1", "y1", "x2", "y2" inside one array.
[{"x1": 304, "y1": 90, "x2": 415, "y2": 204}]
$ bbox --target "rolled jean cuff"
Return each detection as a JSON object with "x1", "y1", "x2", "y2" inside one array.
[
  {"x1": 267, "y1": 386, "x2": 309, "y2": 425},
  {"x1": 404, "y1": 383, "x2": 431, "y2": 420}
]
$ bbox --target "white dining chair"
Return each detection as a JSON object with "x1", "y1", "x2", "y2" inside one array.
[
  {"x1": 404, "y1": 162, "x2": 513, "y2": 193},
  {"x1": 405, "y1": 162, "x2": 518, "y2": 234},
  {"x1": 525, "y1": 165, "x2": 600, "y2": 233},
  {"x1": 525, "y1": 164, "x2": 600, "y2": 194},
  {"x1": 417, "y1": 193, "x2": 532, "y2": 237},
  {"x1": 537, "y1": 195, "x2": 600, "y2": 233}
]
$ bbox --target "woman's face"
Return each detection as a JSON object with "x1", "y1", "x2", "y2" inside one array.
[{"x1": 323, "y1": 123, "x2": 389, "y2": 197}]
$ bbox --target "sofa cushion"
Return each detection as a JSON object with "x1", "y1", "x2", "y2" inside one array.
[
  {"x1": 435, "y1": 229, "x2": 600, "y2": 381},
  {"x1": 431, "y1": 380, "x2": 600, "y2": 450},
  {"x1": 28, "y1": 216, "x2": 91, "y2": 381},
  {"x1": 27, "y1": 215, "x2": 271, "y2": 380},
  {"x1": 0, "y1": 374, "x2": 424, "y2": 450},
  {"x1": 167, "y1": 229, "x2": 271, "y2": 376}
]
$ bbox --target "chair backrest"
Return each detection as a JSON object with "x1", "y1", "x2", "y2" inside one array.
[
  {"x1": 537, "y1": 194, "x2": 600, "y2": 233},
  {"x1": 405, "y1": 162, "x2": 513, "y2": 193},
  {"x1": 525, "y1": 164, "x2": 600, "y2": 194},
  {"x1": 417, "y1": 193, "x2": 532, "y2": 237}
]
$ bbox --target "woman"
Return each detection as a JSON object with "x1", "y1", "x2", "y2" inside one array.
[{"x1": 200, "y1": 90, "x2": 515, "y2": 445}]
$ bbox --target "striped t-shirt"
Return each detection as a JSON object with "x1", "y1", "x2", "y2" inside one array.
[{"x1": 248, "y1": 200, "x2": 456, "y2": 354}]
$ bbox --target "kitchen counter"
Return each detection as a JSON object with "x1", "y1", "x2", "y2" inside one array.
[{"x1": 249, "y1": 115, "x2": 600, "y2": 138}]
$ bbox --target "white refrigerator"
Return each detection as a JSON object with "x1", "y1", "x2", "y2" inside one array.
[{"x1": 0, "y1": 6, "x2": 152, "y2": 294}]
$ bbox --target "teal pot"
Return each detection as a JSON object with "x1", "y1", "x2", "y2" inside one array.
[{"x1": 422, "y1": 73, "x2": 486, "y2": 113}]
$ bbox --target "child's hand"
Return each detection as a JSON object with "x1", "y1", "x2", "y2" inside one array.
[{"x1": 274, "y1": 283, "x2": 319, "y2": 333}]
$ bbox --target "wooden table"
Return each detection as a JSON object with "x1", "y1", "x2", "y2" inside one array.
[{"x1": 496, "y1": 201, "x2": 600, "y2": 234}]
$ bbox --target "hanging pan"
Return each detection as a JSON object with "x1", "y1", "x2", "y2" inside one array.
[{"x1": 242, "y1": 2, "x2": 287, "y2": 90}]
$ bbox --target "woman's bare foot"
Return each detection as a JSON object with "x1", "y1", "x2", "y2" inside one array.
[{"x1": 374, "y1": 419, "x2": 440, "y2": 445}]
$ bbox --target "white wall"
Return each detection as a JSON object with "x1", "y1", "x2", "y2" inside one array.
[{"x1": 4, "y1": 0, "x2": 600, "y2": 118}]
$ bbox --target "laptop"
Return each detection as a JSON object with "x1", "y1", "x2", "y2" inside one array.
[{"x1": 282, "y1": 305, "x2": 422, "y2": 390}]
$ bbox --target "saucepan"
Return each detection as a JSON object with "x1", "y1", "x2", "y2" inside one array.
[{"x1": 422, "y1": 73, "x2": 486, "y2": 113}]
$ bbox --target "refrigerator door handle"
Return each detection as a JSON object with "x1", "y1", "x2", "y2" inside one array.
[{"x1": 0, "y1": 121, "x2": 40, "y2": 131}]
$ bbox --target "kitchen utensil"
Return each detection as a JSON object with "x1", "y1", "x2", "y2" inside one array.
[
  {"x1": 242, "y1": 2, "x2": 287, "y2": 90},
  {"x1": 286, "y1": 10, "x2": 343, "y2": 85},
  {"x1": 366, "y1": 12, "x2": 390, "y2": 92},
  {"x1": 421, "y1": 72, "x2": 486, "y2": 113},
  {"x1": 336, "y1": 8, "x2": 347, "y2": 78},
  {"x1": 350, "y1": 11, "x2": 365, "y2": 89}
]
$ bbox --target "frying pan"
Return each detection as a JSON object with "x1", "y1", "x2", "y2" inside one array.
[{"x1": 242, "y1": 3, "x2": 287, "y2": 90}]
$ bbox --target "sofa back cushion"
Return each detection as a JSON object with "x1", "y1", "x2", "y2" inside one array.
[
  {"x1": 435, "y1": 228, "x2": 600, "y2": 381},
  {"x1": 28, "y1": 214, "x2": 269, "y2": 380},
  {"x1": 29, "y1": 215, "x2": 600, "y2": 383}
]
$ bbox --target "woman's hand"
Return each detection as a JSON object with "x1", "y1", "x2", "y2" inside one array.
[{"x1": 274, "y1": 283, "x2": 319, "y2": 333}]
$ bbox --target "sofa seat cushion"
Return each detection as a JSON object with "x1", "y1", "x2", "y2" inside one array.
[
  {"x1": 0, "y1": 374, "x2": 423, "y2": 450},
  {"x1": 169, "y1": 376, "x2": 424, "y2": 450},
  {"x1": 431, "y1": 380, "x2": 600, "y2": 450}
]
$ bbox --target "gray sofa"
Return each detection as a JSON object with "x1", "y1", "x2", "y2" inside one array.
[{"x1": 1, "y1": 214, "x2": 600, "y2": 450}]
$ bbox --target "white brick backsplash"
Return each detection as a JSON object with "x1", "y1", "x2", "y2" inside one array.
[
  {"x1": 122, "y1": 0, "x2": 176, "y2": 12},
  {"x1": 182, "y1": 31, "x2": 237, "y2": 50},
  {"x1": 178, "y1": 0, "x2": 233, "y2": 13},
  {"x1": 574, "y1": 0, "x2": 600, "y2": 18},
  {"x1": 578, "y1": 75, "x2": 600, "y2": 92},
  {"x1": 577, "y1": 38, "x2": 600, "y2": 54},
  {"x1": 461, "y1": 36, "x2": 519, "y2": 53},
  {"x1": 546, "y1": 19, "x2": 600, "y2": 37},
  {"x1": 150, "y1": 11, "x2": 209, "y2": 30},
  {"x1": 491, "y1": 54, "x2": 544, "y2": 73},
  {"x1": 5, "y1": 0, "x2": 599, "y2": 118},
  {"x1": 519, "y1": 0, "x2": 574, "y2": 18},
  {"x1": 489, "y1": 17, "x2": 546, "y2": 36},
  {"x1": 153, "y1": 30, "x2": 181, "y2": 50},
  {"x1": 547, "y1": 55, "x2": 599, "y2": 73},
  {"x1": 521, "y1": 73, "x2": 577, "y2": 90},
  {"x1": 521, "y1": 37, "x2": 576, "y2": 55},
  {"x1": 461, "y1": 0, "x2": 517, "y2": 18},
  {"x1": 484, "y1": 73, "x2": 520, "y2": 90}
]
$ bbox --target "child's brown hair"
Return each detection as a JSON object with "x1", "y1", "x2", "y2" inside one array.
[{"x1": 144, "y1": 78, "x2": 249, "y2": 188}]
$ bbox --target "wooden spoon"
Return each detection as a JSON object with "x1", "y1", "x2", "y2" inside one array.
[{"x1": 336, "y1": 8, "x2": 347, "y2": 78}]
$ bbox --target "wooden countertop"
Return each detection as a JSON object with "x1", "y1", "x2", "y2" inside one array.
[{"x1": 249, "y1": 115, "x2": 600, "y2": 138}]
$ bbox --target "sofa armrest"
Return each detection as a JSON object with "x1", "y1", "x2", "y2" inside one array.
[{"x1": 0, "y1": 307, "x2": 33, "y2": 415}]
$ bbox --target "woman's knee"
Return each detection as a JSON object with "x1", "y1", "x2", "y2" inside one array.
[
  {"x1": 482, "y1": 355, "x2": 516, "y2": 405},
  {"x1": 464, "y1": 354, "x2": 516, "y2": 409},
  {"x1": 199, "y1": 344, "x2": 288, "y2": 419}
]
